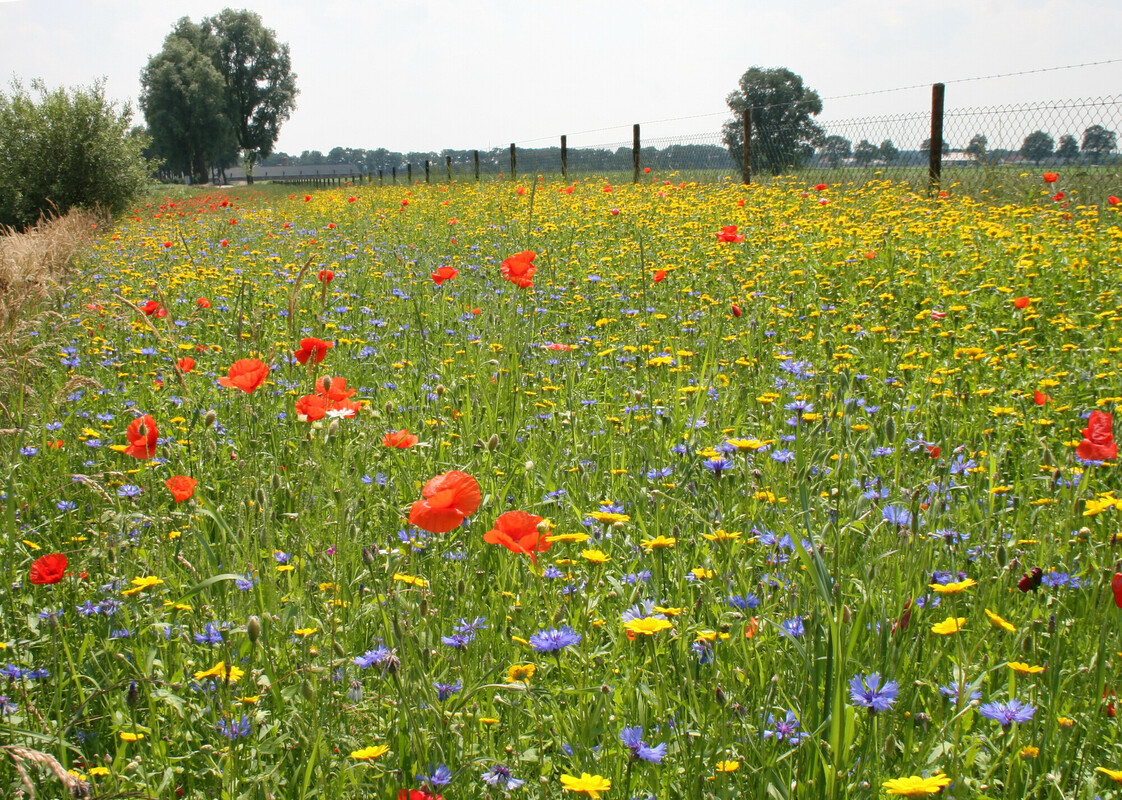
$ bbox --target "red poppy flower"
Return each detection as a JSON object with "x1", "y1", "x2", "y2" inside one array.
[
  {"x1": 383, "y1": 429, "x2": 419, "y2": 448},
  {"x1": 926, "y1": 445, "x2": 940, "y2": 459},
  {"x1": 544, "y1": 343, "x2": 574, "y2": 351},
  {"x1": 166, "y1": 475, "x2": 197, "y2": 502},
  {"x1": 1110, "y1": 196, "x2": 1120, "y2": 206},
  {"x1": 317, "y1": 269, "x2": 334, "y2": 283},
  {"x1": 653, "y1": 269, "x2": 667, "y2": 283},
  {"x1": 731, "y1": 303, "x2": 742, "y2": 317},
  {"x1": 431, "y1": 266, "x2": 458, "y2": 285},
  {"x1": 177, "y1": 357, "x2": 195, "y2": 373},
  {"x1": 295, "y1": 337, "x2": 334, "y2": 365},
  {"x1": 141, "y1": 300, "x2": 161, "y2": 316},
  {"x1": 1113, "y1": 573, "x2": 1122, "y2": 608},
  {"x1": 1042, "y1": 172, "x2": 1059, "y2": 183},
  {"x1": 500, "y1": 251, "x2": 537, "y2": 288},
  {"x1": 484, "y1": 510, "x2": 550, "y2": 564},
  {"x1": 295, "y1": 394, "x2": 328, "y2": 421},
  {"x1": 327, "y1": 222, "x2": 337, "y2": 229},
  {"x1": 304, "y1": 195, "x2": 312, "y2": 202},
  {"x1": 716, "y1": 225, "x2": 745, "y2": 243},
  {"x1": 560, "y1": 186, "x2": 574, "y2": 195},
  {"x1": 1017, "y1": 567, "x2": 1043, "y2": 593},
  {"x1": 197, "y1": 297, "x2": 211, "y2": 308},
  {"x1": 814, "y1": 183, "x2": 828, "y2": 191},
  {"x1": 398, "y1": 791, "x2": 443, "y2": 800},
  {"x1": 315, "y1": 376, "x2": 356, "y2": 402},
  {"x1": 1013, "y1": 296, "x2": 1031, "y2": 309},
  {"x1": 29, "y1": 553, "x2": 67, "y2": 585},
  {"x1": 124, "y1": 414, "x2": 158, "y2": 459},
  {"x1": 1053, "y1": 192, "x2": 1065, "y2": 201},
  {"x1": 409, "y1": 471, "x2": 481, "y2": 533},
  {"x1": 643, "y1": 167, "x2": 651, "y2": 173},
  {"x1": 218, "y1": 358, "x2": 270, "y2": 393},
  {"x1": 329, "y1": 399, "x2": 360, "y2": 417},
  {"x1": 1077, "y1": 410, "x2": 1117, "y2": 462},
  {"x1": 1033, "y1": 390, "x2": 1048, "y2": 405},
  {"x1": 219, "y1": 239, "x2": 229, "y2": 247}
]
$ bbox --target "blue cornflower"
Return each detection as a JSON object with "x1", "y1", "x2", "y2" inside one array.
[
  {"x1": 950, "y1": 455, "x2": 976, "y2": 475},
  {"x1": 703, "y1": 457, "x2": 735, "y2": 477},
  {"x1": 727, "y1": 594, "x2": 760, "y2": 610},
  {"x1": 0, "y1": 696, "x2": 17, "y2": 715},
  {"x1": 939, "y1": 682, "x2": 982, "y2": 703},
  {"x1": 453, "y1": 617, "x2": 487, "y2": 633},
  {"x1": 353, "y1": 647, "x2": 393, "y2": 669},
  {"x1": 441, "y1": 632, "x2": 475, "y2": 650},
  {"x1": 529, "y1": 626, "x2": 581, "y2": 653},
  {"x1": 433, "y1": 679, "x2": 463, "y2": 701},
  {"x1": 619, "y1": 725, "x2": 667, "y2": 763},
  {"x1": 979, "y1": 698, "x2": 1036, "y2": 727},
  {"x1": 117, "y1": 484, "x2": 142, "y2": 499},
  {"x1": 416, "y1": 764, "x2": 453, "y2": 788},
  {"x1": 771, "y1": 449, "x2": 795, "y2": 463},
  {"x1": 542, "y1": 566, "x2": 565, "y2": 579},
  {"x1": 56, "y1": 500, "x2": 76, "y2": 511},
  {"x1": 235, "y1": 574, "x2": 257, "y2": 591},
  {"x1": 762, "y1": 710, "x2": 807, "y2": 744},
  {"x1": 481, "y1": 764, "x2": 523, "y2": 790},
  {"x1": 217, "y1": 715, "x2": 252, "y2": 740},
  {"x1": 882, "y1": 505, "x2": 913, "y2": 527},
  {"x1": 871, "y1": 446, "x2": 895, "y2": 458},
  {"x1": 20, "y1": 446, "x2": 38, "y2": 457},
  {"x1": 849, "y1": 673, "x2": 899, "y2": 713},
  {"x1": 194, "y1": 623, "x2": 224, "y2": 646},
  {"x1": 780, "y1": 616, "x2": 805, "y2": 638}
]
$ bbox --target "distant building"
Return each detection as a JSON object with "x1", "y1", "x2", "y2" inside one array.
[{"x1": 224, "y1": 164, "x2": 360, "y2": 184}]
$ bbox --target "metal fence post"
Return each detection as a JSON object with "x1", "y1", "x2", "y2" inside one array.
[
  {"x1": 510, "y1": 143, "x2": 516, "y2": 178},
  {"x1": 929, "y1": 83, "x2": 945, "y2": 194},
  {"x1": 742, "y1": 107, "x2": 752, "y2": 185},
  {"x1": 633, "y1": 124, "x2": 640, "y2": 183},
  {"x1": 561, "y1": 135, "x2": 567, "y2": 180}
]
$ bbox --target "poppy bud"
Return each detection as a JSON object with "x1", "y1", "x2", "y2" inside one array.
[
  {"x1": 715, "y1": 686, "x2": 726, "y2": 705},
  {"x1": 435, "y1": 384, "x2": 445, "y2": 396},
  {"x1": 842, "y1": 604, "x2": 852, "y2": 624},
  {"x1": 126, "y1": 681, "x2": 139, "y2": 709},
  {"x1": 419, "y1": 598, "x2": 428, "y2": 616},
  {"x1": 326, "y1": 419, "x2": 339, "y2": 439},
  {"x1": 731, "y1": 304, "x2": 742, "y2": 317},
  {"x1": 321, "y1": 376, "x2": 332, "y2": 393},
  {"x1": 255, "y1": 488, "x2": 266, "y2": 507},
  {"x1": 1112, "y1": 573, "x2": 1122, "y2": 608},
  {"x1": 247, "y1": 615, "x2": 261, "y2": 643},
  {"x1": 301, "y1": 679, "x2": 316, "y2": 702},
  {"x1": 362, "y1": 547, "x2": 375, "y2": 565},
  {"x1": 996, "y1": 544, "x2": 1007, "y2": 567},
  {"x1": 1031, "y1": 566, "x2": 1043, "y2": 587},
  {"x1": 487, "y1": 433, "x2": 501, "y2": 451},
  {"x1": 334, "y1": 641, "x2": 346, "y2": 657}
]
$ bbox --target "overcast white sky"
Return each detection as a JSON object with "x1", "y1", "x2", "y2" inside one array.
[{"x1": 1, "y1": 0, "x2": 1120, "y2": 154}]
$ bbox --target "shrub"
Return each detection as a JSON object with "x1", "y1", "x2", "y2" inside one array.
[{"x1": 0, "y1": 79, "x2": 151, "y2": 230}]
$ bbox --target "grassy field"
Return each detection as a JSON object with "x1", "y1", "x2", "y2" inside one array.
[{"x1": 3, "y1": 172, "x2": 1122, "y2": 800}]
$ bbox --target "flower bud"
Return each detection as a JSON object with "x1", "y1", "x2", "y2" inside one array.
[
  {"x1": 487, "y1": 433, "x2": 500, "y2": 451},
  {"x1": 203, "y1": 409, "x2": 217, "y2": 427},
  {"x1": 385, "y1": 401, "x2": 394, "y2": 415},
  {"x1": 247, "y1": 615, "x2": 261, "y2": 644},
  {"x1": 321, "y1": 376, "x2": 332, "y2": 393},
  {"x1": 435, "y1": 384, "x2": 445, "y2": 396},
  {"x1": 126, "y1": 681, "x2": 139, "y2": 709},
  {"x1": 326, "y1": 419, "x2": 339, "y2": 439},
  {"x1": 362, "y1": 547, "x2": 375, "y2": 565},
  {"x1": 301, "y1": 679, "x2": 315, "y2": 702}
]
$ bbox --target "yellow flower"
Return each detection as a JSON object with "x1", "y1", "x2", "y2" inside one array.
[
  {"x1": 193, "y1": 661, "x2": 245, "y2": 682},
  {"x1": 587, "y1": 511, "x2": 630, "y2": 524},
  {"x1": 702, "y1": 529, "x2": 742, "y2": 541},
  {"x1": 984, "y1": 609, "x2": 1017, "y2": 632},
  {"x1": 714, "y1": 760, "x2": 740, "y2": 773},
  {"x1": 652, "y1": 606, "x2": 684, "y2": 616},
  {"x1": 623, "y1": 617, "x2": 673, "y2": 636},
  {"x1": 1008, "y1": 661, "x2": 1044, "y2": 675},
  {"x1": 581, "y1": 549, "x2": 611, "y2": 564},
  {"x1": 560, "y1": 772, "x2": 612, "y2": 798},
  {"x1": 930, "y1": 616, "x2": 966, "y2": 635},
  {"x1": 88, "y1": 766, "x2": 110, "y2": 776},
  {"x1": 882, "y1": 773, "x2": 952, "y2": 796},
  {"x1": 725, "y1": 438, "x2": 771, "y2": 451},
  {"x1": 929, "y1": 578, "x2": 976, "y2": 594},
  {"x1": 1057, "y1": 716, "x2": 1074, "y2": 727},
  {"x1": 690, "y1": 567, "x2": 714, "y2": 580},
  {"x1": 1097, "y1": 767, "x2": 1122, "y2": 783},
  {"x1": 507, "y1": 663, "x2": 536, "y2": 684},
  {"x1": 392, "y1": 573, "x2": 429, "y2": 588},
  {"x1": 547, "y1": 532, "x2": 590, "y2": 544},
  {"x1": 119, "y1": 732, "x2": 144, "y2": 742},
  {"x1": 121, "y1": 575, "x2": 164, "y2": 595},
  {"x1": 350, "y1": 745, "x2": 390, "y2": 760},
  {"x1": 293, "y1": 627, "x2": 317, "y2": 636},
  {"x1": 479, "y1": 717, "x2": 500, "y2": 725},
  {"x1": 641, "y1": 535, "x2": 676, "y2": 550},
  {"x1": 1020, "y1": 745, "x2": 1040, "y2": 759}
]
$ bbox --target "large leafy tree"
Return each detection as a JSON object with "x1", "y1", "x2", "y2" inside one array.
[
  {"x1": 722, "y1": 67, "x2": 824, "y2": 175},
  {"x1": 1082, "y1": 125, "x2": 1117, "y2": 165},
  {"x1": 203, "y1": 9, "x2": 298, "y2": 182},
  {"x1": 1019, "y1": 130, "x2": 1054, "y2": 165},
  {"x1": 1056, "y1": 134, "x2": 1080, "y2": 162},
  {"x1": 140, "y1": 20, "x2": 234, "y2": 185}
]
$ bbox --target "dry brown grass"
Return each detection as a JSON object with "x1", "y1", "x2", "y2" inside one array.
[{"x1": 0, "y1": 209, "x2": 103, "y2": 421}]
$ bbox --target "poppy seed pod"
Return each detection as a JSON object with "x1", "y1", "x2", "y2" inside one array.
[{"x1": 247, "y1": 615, "x2": 261, "y2": 643}]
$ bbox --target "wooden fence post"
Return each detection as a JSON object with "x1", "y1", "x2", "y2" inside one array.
[
  {"x1": 407, "y1": 163, "x2": 413, "y2": 184},
  {"x1": 425, "y1": 160, "x2": 430, "y2": 184},
  {"x1": 392, "y1": 167, "x2": 396, "y2": 184},
  {"x1": 379, "y1": 169, "x2": 384, "y2": 185},
  {"x1": 929, "y1": 83, "x2": 945, "y2": 194},
  {"x1": 561, "y1": 135, "x2": 567, "y2": 180},
  {"x1": 446, "y1": 155, "x2": 452, "y2": 181},
  {"x1": 510, "y1": 143, "x2": 516, "y2": 178},
  {"x1": 742, "y1": 107, "x2": 752, "y2": 185},
  {"x1": 633, "y1": 123, "x2": 640, "y2": 183},
  {"x1": 474, "y1": 150, "x2": 480, "y2": 182}
]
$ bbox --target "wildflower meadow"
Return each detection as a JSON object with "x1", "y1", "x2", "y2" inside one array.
[{"x1": 5, "y1": 173, "x2": 1122, "y2": 800}]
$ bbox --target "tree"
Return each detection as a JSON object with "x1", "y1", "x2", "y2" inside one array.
[
  {"x1": 1082, "y1": 124, "x2": 1117, "y2": 165},
  {"x1": 821, "y1": 135, "x2": 852, "y2": 167},
  {"x1": 140, "y1": 20, "x2": 234, "y2": 184},
  {"x1": 854, "y1": 139, "x2": 879, "y2": 166},
  {"x1": 1019, "y1": 130, "x2": 1054, "y2": 165},
  {"x1": 1056, "y1": 134, "x2": 1080, "y2": 162},
  {"x1": 203, "y1": 9, "x2": 298, "y2": 182},
  {"x1": 965, "y1": 133, "x2": 988, "y2": 163},
  {"x1": 721, "y1": 67, "x2": 824, "y2": 176},
  {"x1": 920, "y1": 138, "x2": 952, "y2": 159},
  {"x1": 0, "y1": 79, "x2": 150, "y2": 229},
  {"x1": 879, "y1": 139, "x2": 899, "y2": 165}
]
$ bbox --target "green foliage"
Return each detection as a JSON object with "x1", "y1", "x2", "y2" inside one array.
[
  {"x1": 0, "y1": 80, "x2": 150, "y2": 229},
  {"x1": 853, "y1": 139, "x2": 879, "y2": 166},
  {"x1": 140, "y1": 20, "x2": 236, "y2": 185},
  {"x1": 721, "y1": 66, "x2": 824, "y2": 175},
  {"x1": 1081, "y1": 124, "x2": 1118, "y2": 165},
  {"x1": 141, "y1": 9, "x2": 297, "y2": 184},
  {"x1": 878, "y1": 139, "x2": 899, "y2": 165},
  {"x1": 1020, "y1": 130, "x2": 1054, "y2": 165},
  {"x1": 820, "y1": 135, "x2": 852, "y2": 167},
  {"x1": 1056, "y1": 134, "x2": 1080, "y2": 162}
]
